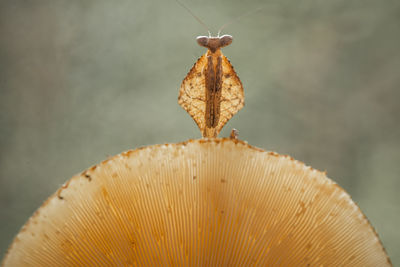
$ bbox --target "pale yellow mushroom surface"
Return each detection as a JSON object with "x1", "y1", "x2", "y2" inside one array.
[{"x1": 3, "y1": 139, "x2": 391, "y2": 266}]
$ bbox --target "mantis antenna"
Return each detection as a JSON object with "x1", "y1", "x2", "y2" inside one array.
[
  {"x1": 175, "y1": 0, "x2": 211, "y2": 37},
  {"x1": 217, "y1": 6, "x2": 265, "y2": 36}
]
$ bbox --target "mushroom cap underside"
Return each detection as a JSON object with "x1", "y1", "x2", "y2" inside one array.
[{"x1": 3, "y1": 138, "x2": 391, "y2": 266}]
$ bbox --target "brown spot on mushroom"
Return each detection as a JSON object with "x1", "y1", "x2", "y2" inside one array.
[
  {"x1": 83, "y1": 172, "x2": 92, "y2": 181},
  {"x1": 56, "y1": 180, "x2": 72, "y2": 200}
]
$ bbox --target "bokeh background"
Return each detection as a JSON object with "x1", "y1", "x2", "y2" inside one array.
[{"x1": 1, "y1": 0, "x2": 399, "y2": 263}]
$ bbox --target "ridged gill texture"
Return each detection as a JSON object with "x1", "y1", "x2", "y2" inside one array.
[{"x1": 3, "y1": 139, "x2": 391, "y2": 266}]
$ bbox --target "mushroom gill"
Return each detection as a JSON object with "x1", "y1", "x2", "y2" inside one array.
[{"x1": 2, "y1": 139, "x2": 391, "y2": 266}]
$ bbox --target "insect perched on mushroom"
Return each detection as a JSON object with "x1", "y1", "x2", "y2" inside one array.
[
  {"x1": 178, "y1": 34, "x2": 244, "y2": 138},
  {"x1": 2, "y1": 5, "x2": 392, "y2": 267},
  {"x1": 176, "y1": 0, "x2": 247, "y2": 138}
]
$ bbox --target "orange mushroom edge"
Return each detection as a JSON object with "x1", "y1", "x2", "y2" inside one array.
[{"x1": 2, "y1": 138, "x2": 392, "y2": 266}]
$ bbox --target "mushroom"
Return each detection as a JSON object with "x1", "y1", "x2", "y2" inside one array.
[{"x1": 2, "y1": 139, "x2": 391, "y2": 266}]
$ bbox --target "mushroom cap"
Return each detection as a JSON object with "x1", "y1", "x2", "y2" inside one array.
[{"x1": 3, "y1": 139, "x2": 391, "y2": 266}]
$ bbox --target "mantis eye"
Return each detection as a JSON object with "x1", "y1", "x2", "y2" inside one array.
[
  {"x1": 196, "y1": 36, "x2": 209, "y2": 47},
  {"x1": 219, "y1": 35, "x2": 233, "y2": 47}
]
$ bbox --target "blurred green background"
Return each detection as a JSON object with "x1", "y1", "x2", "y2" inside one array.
[{"x1": 1, "y1": 0, "x2": 399, "y2": 263}]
